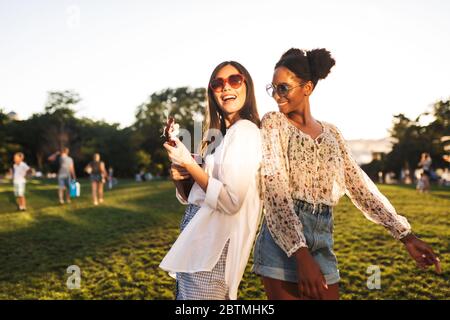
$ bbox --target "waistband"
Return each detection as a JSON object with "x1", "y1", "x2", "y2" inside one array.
[{"x1": 293, "y1": 199, "x2": 332, "y2": 215}]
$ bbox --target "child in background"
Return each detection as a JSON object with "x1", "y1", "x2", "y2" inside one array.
[
  {"x1": 11, "y1": 152, "x2": 31, "y2": 211},
  {"x1": 416, "y1": 172, "x2": 428, "y2": 193},
  {"x1": 108, "y1": 167, "x2": 114, "y2": 190}
]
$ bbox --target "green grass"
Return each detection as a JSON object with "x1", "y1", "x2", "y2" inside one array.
[{"x1": 0, "y1": 179, "x2": 448, "y2": 299}]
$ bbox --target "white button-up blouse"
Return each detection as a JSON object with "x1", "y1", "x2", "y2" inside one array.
[{"x1": 159, "y1": 119, "x2": 263, "y2": 300}]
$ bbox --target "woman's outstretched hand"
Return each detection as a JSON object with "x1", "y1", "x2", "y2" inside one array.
[
  {"x1": 401, "y1": 234, "x2": 441, "y2": 274},
  {"x1": 294, "y1": 247, "x2": 329, "y2": 299},
  {"x1": 163, "y1": 137, "x2": 195, "y2": 167}
]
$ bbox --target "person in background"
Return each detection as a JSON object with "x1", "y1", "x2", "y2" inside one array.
[
  {"x1": 48, "y1": 147, "x2": 76, "y2": 204},
  {"x1": 416, "y1": 172, "x2": 427, "y2": 193},
  {"x1": 418, "y1": 152, "x2": 432, "y2": 190},
  {"x1": 85, "y1": 153, "x2": 107, "y2": 205},
  {"x1": 108, "y1": 166, "x2": 114, "y2": 190},
  {"x1": 10, "y1": 152, "x2": 32, "y2": 211}
]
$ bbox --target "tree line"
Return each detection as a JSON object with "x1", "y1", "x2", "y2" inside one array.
[
  {"x1": 0, "y1": 90, "x2": 448, "y2": 180},
  {"x1": 0, "y1": 88, "x2": 205, "y2": 177},
  {"x1": 361, "y1": 99, "x2": 449, "y2": 181}
]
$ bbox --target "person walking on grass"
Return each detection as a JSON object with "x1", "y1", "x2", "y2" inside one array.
[
  {"x1": 108, "y1": 166, "x2": 115, "y2": 190},
  {"x1": 253, "y1": 48, "x2": 442, "y2": 300},
  {"x1": 418, "y1": 152, "x2": 432, "y2": 192},
  {"x1": 10, "y1": 152, "x2": 31, "y2": 211},
  {"x1": 48, "y1": 147, "x2": 76, "y2": 204},
  {"x1": 85, "y1": 153, "x2": 107, "y2": 205},
  {"x1": 416, "y1": 172, "x2": 428, "y2": 193}
]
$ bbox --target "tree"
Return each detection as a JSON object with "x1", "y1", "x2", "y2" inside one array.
[
  {"x1": 135, "y1": 150, "x2": 152, "y2": 172},
  {"x1": 45, "y1": 90, "x2": 81, "y2": 113},
  {"x1": 5, "y1": 91, "x2": 81, "y2": 172},
  {"x1": 0, "y1": 109, "x2": 23, "y2": 173},
  {"x1": 384, "y1": 114, "x2": 423, "y2": 178},
  {"x1": 76, "y1": 118, "x2": 137, "y2": 177},
  {"x1": 133, "y1": 87, "x2": 206, "y2": 175},
  {"x1": 427, "y1": 100, "x2": 450, "y2": 167},
  {"x1": 0, "y1": 109, "x2": 9, "y2": 172},
  {"x1": 0, "y1": 90, "x2": 141, "y2": 177},
  {"x1": 42, "y1": 90, "x2": 80, "y2": 153},
  {"x1": 369, "y1": 99, "x2": 450, "y2": 181}
]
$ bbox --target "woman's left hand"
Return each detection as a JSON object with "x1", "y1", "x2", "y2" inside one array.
[
  {"x1": 401, "y1": 234, "x2": 441, "y2": 273},
  {"x1": 163, "y1": 137, "x2": 195, "y2": 168}
]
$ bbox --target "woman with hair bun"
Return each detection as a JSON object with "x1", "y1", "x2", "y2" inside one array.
[{"x1": 252, "y1": 48, "x2": 441, "y2": 300}]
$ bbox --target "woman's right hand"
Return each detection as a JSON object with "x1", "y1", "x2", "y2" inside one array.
[
  {"x1": 294, "y1": 247, "x2": 328, "y2": 299},
  {"x1": 170, "y1": 163, "x2": 191, "y2": 181}
]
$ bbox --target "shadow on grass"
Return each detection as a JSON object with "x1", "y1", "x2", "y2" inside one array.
[
  {"x1": 0, "y1": 190, "x2": 18, "y2": 211},
  {"x1": 0, "y1": 186, "x2": 184, "y2": 282},
  {"x1": 379, "y1": 183, "x2": 450, "y2": 201},
  {"x1": 0, "y1": 179, "x2": 170, "y2": 215}
]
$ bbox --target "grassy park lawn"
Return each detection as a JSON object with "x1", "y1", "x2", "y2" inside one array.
[{"x1": 0, "y1": 179, "x2": 448, "y2": 299}]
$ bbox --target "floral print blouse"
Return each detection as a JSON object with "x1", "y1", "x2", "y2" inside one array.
[{"x1": 261, "y1": 112, "x2": 412, "y2": 257}]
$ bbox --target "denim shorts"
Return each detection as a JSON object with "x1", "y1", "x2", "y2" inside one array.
[
  {"x1": 252, "y1": 199, "x2": 340, "y2": 285},
  {"x1": 58, "y1": 176, "x2": 71, "y2": 190},
  {"x1": 90, "y1": 174, "x2": 103, "y2": 183}
]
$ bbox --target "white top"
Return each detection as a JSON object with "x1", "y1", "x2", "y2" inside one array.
[
  {"x1": 261, "y1": 112, "x2": 411, "y2": 257},
  {"x1": 421, "y1": 158, "x2": 432, "y2": 171},
  {"x1": 13, "y1": 162, "x2": 30, "y2": 184},
  {"x1": 160, "y1": 119, "x2": 263, "y2": 300}
]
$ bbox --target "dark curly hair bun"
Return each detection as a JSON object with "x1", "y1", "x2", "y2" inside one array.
[
  {"x1": 275, "y1": 47, "x2": 335, "y2": 89},
  {"x1": 280, "y1": 48, "x2": 306, "y2": 60},
  {"x1": 306, "y1": 48, "x2": 335, "y2": 81}
]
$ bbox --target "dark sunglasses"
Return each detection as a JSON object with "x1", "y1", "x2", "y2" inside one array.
[
  {"x1": 209, "y1": 74, "x2": 245, "y2": 93},
  {"x1": 266, "y1": 82, "x2": 305, "y2": 98}
]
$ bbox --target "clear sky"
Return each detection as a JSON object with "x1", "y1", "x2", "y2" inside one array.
[{"x1": 1, "y1": 0, "x2": 449, "y2": 139}]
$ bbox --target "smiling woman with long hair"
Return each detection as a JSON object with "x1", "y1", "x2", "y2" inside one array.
[{"x1": 160, "y1": 61, "x2": 262, "y2": 300}]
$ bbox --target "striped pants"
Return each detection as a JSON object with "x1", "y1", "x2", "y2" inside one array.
[{"x1": 175, "y1": 204, "x2": 230, "y2": 300}]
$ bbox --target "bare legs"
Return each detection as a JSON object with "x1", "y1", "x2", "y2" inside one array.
[
  {"x1": 16, "y1": 196, "x2": 26, "y2": 210},
  {"x1": 98, "y1": 182, "x2": 104, "y2": 203},
  {"x1": 424, "y1": 175, "x2": 431, "y2": 192},
  {"x1": 91, "y1": 181, "x2": 104, "y2": 205},
  {"x1": 92, "y1": 181, "x2": 98, "y2": 205},
  {"x1": 261, "y1": 276, "x2": 339, "y2": 300},
  {"x1": 58, "y1": 187, "x2": 71, "y2": 204}
]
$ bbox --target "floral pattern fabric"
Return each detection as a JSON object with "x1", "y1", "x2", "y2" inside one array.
[{"x1": 261, "y1": 111, "x2": 411, "y2": 257}]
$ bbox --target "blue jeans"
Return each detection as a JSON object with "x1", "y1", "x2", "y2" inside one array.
[{"x1": 252, "y1": 199, "x2": 340, "y2": 285}]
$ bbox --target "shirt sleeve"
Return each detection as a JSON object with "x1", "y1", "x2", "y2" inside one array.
[
  {"x1": 204, "y1": 122, "x2": 261, "y2": 215},
  {"x1": 331, "y1": 124, "x2": 412, "y2": 239},
  {"x1": 261, "y1": 112, "x2": 308, "y2": 257}
]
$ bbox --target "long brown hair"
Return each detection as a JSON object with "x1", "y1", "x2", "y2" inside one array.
[{"x1": 201, "y1": 61, "x2": 260, "y2": 156}]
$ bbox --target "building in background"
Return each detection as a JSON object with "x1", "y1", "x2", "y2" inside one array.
[
  {"x1": 347, "y1": 138, "x2": 395, "y2": 165},
  {"x1": 7, "y1": 111, "x2": 19, "y2": 121}
]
